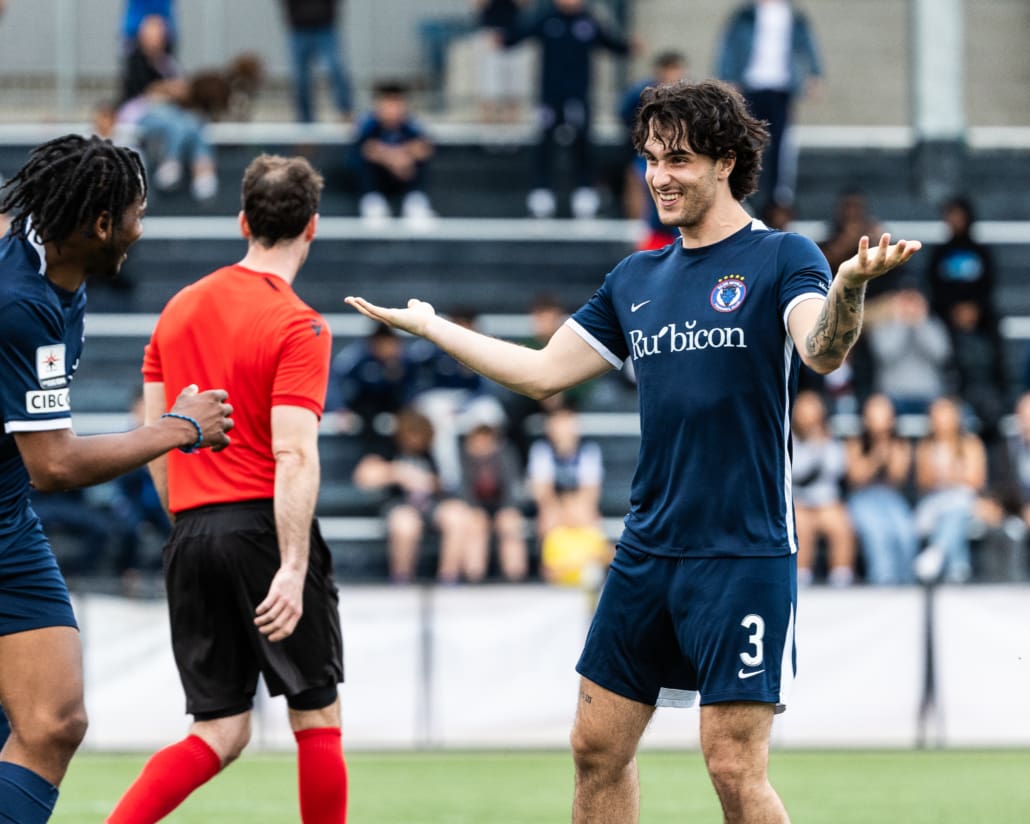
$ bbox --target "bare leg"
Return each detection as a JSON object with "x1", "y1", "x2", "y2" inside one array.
[
  {"x1": 189, "y1": 712, "x2": 252, "y2": 766},
  {"x1": 793, "y1": 507, "x2": 816, "y2": 583},
  {"x1": 0, "y1": 626, "x2": 86, "y2": 785},
  {"x1": 386, "y1": 505, "x2": 423, "y2": 582},
  {"x1": 570, "y1": 677, "x2": 654, "y2": 824},
  {"x1": 435, "y1": 500, "x2": 473, "y2": 583},
  {"x1": 442, "y1": 506, "x2": 487, "y2": 583},
  {"x1": 495, "y1": 507, "x2": 528, "y2": 581},
  {"x1": 700, "y1": 702, "x2": 789, "y2": 824}
]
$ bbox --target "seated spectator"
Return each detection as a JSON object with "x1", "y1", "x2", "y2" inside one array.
[
  {"x1": 454, "y1": 422, "x2": 529, "y2": 582},
  {"x1": 117, "y1": 14, "x2": 219, "y2": 201},
  {"x1": 528, "y1": 404, "x2": 608, "y2": 585},
  {"x1": 913, "y1": 396, "x2": 987, "y2": 584},
  {"x1": 352, "y1": 409, "x2": 469, "y2": 583},
  {"x1": 791, "y1": 390, "x2": 856, "y2": 586},
  {"x1": 867, "y1": 281, "x2": 952, "y2": 415},
  {"x1": 818, "y1": 189, "x2": 889, "y2": 401},
  {"x1": 498, "y1": 293, "x2": 598, "y2": 461},
  {"x1": 325, "y1": 322, "x2": 419, "y2": 448},
  {"x1": 29, "y1": 489, "x2": 116, "y2": 577},
  {"x1": 108, "y1": 394, "x2": 172, "y2": 592},
  {"x1": 618, "y1": 50, "x2": 688, "y2": 249},
  {"x1": 410, "y1": 309, "x2": 509, "y2": 492},
  {"x1": 353, "y1": 82, "x2": 436, "y2": 224},
  {"x1": 844, "y1": 394, "x2": 918, "y2": 585},
  {"x1": 927, "y1": 195, "x2": 1007, "y2": 444}
]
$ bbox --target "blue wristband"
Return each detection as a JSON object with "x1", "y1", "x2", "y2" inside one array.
[{"x1": 162, "y1": 412, "x2": 204, "y2": 453}]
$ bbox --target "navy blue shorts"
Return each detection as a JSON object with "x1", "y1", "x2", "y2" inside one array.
[
  {"x1": 0, "y1": 521, "x2": 78, "y2": 636},
  {"x1": 577, "y1": 545, "x2": 796, "y2": 709}
]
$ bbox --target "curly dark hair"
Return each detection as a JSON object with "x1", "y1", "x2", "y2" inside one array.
[
  {"x1": 631, "y1": 79, "x2": 768, "y2": 201},
  {"x1": 0, "y1": 134, "x2": 147, "y2": 246},
  {"x1": 241, "y1": 154, "x2": 324, "y2": 246}
]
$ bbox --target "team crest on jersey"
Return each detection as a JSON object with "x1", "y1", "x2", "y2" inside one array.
[
  {"x1": 710, "y1": 275, "x2": 747, "y2": 313},
  {"x1": 35, "y1": 344, "x2": 68, "y2": 388}
]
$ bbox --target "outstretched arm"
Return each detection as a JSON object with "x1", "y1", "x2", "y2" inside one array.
[
  {"x1": 788, "y1": 233, "x2": 922, "y2": 374},
  {"x1": 345, "y1": 296, "x2": 613, "y2": 398}
]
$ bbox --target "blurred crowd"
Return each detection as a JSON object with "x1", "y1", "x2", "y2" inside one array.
[{"x1": 6, "y1": 0, "x2": 1029, "y2": 589}]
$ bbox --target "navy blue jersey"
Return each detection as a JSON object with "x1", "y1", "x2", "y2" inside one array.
[
  {"x1": 0, "y1": 229, "x2": 86, "y2": 545},
  {"x1": 569, "y1": 220, "x2": 830, "y2": 558}
]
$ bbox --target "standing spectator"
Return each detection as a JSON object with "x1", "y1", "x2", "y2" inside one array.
[
  {"x1": 504, "y1": 0, "x2": 631, "y2": 220},
  {"x1": 913, "y1": 396, "x2": 987, "y2": 584},
  {"x1": 716, "y1": 0, "x2": 823, "y2": 213},
  {"x1": 352, "y1": 409, "x2": 470, "y2": 584},
  {"x1": 118, "y1": 14, "x2": 219, "y2": 201},
  {"x1": 108, "y1": 155, "x2": 346, "y2": 823},
  {"x1": 844, "y1": 394, "x2": 918, "y2": 585},
  {"x1": 122, "y1": 0, "x2": 176, "y2": 53},
  {"x1": 353, "y1": 82, "x2": 435, "y2": 224},
  {"x1": 325, "y1": 322, "x2": 418, "y2": 448},
  {"x1": 791, "y1": 390, "x2": 856, "y2": 586},
  {"x1": 0, "y1": 134, "x2": 231, "y2": 823},
  {"x1": 455, "y1": 422, "x2": 529, "y2": 582},
  {"x1": 867, "y1": 280, "x2": 952, "y2": 415},
  {"x1": 926, "y1": 195, "x2": 1007, "y2": 443},
  {"x1": 618, "y1": 50, "x2": 689, "y2": 249},
  {"x1": 474, "y1": 0, "x2": 528, "y2": 123},
  {"x1": 280, "y1": 0, "x2": 352, "y2": 123}
]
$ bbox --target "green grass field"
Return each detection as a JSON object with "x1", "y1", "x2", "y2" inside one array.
[{"x1": 52, "y1": 749, "x2": 1030, "y2": 823}]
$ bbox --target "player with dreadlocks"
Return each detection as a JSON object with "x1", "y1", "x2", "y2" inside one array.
[{"x1": 0, "y1": 134, "x2": 234, "y2": 824}]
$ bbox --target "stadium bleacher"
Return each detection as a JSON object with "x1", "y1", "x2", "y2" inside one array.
[{"x1": 5, "y1": 124, "x2": 1029, "y2": 582}]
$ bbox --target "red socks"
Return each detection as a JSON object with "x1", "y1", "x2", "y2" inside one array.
[
  {"x1": 106, "y1": 728, "x2": 346, "y2": 823},
  {"x1": 295, "y1": 727, "x2": 348, "y2": 824},
  {"x1": 106, "y1": 734, "x2": 221, "y2": 824}
]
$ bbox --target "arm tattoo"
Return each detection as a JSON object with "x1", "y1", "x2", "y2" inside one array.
[
  {"x1": 580, "y1": 691, "x2": 593, "y2": 704},
  {"x1": 805, "y1": 281, "x2": 866, "y2": 364}
]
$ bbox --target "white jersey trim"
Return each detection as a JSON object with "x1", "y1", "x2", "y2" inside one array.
[
  {"x1": 5, "y1": 417, "x2": 73, "y2": 433},
  {"x1": 776, "y1": 602, "x2": 797, "y2": 712},
  {"x1": 24, "y1": 216, "x2": 48, "y2": 276},
  {"x1": 781, "y1": 292, "x2": 826, "y2": 333},
  {"x1": 782, "y1": 335, "x2": 797, "y2": 554},
  {"x1": 565, "y1": 317, "x2": 624, "y2": 369}
]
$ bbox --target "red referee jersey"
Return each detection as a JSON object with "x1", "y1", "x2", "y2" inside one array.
[{"x1": 142, "y1": 265, "x2": 332, "y2": 513}]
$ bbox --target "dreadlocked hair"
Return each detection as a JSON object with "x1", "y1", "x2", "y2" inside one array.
[{"x1": 0, "y1": 134, "x2": 147, "y2": 246}]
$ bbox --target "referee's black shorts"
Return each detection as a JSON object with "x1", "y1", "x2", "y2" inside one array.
[{"x1": 164, "y1": 499, "x2": 343, "y2": 720}]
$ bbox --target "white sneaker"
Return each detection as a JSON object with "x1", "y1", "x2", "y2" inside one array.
[
  {"x1": 913, "y1": 544, "x2": 946, "y2": 584},
  {"x1": 155, "y1": 159, "x2": 182, "y2": 191},
  {"x1": 527, "y1": 188, "x2": 556, "y2": 219},
  {"x1": 401, "y1": 191, "x2": 437, "y2": 230},
  {"x1": 190, "y1": 172, "x2": 218, "y2": 201},
  {"x1": 571, "y1": 186, "x2": 600, "y2": 220},
  {"x1": 359, "y1": 192, "x2": 391, "y2": 224}
]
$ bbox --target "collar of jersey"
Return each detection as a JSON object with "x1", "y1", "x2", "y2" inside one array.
[
  {"x1": 24, "y1": 217, "x2": 48, "y2": 276},
  {"x1": 676, "y1": 218, "x2": 769, "y2": 257}
]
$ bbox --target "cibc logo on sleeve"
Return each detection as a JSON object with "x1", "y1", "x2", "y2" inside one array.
[
  {"x1": 26, "y1": 388, "x2": 71, "y2": 414},
  {"x1": 35, "y1": 344, "x2": 68, "y2": 388}
]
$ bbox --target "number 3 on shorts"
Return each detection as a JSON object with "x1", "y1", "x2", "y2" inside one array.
[{"x1": 739, "y1": 613, "x2": 765, "y2": 668}]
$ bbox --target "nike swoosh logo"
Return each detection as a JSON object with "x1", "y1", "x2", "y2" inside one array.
[
  {"x1": 630, "y1": 300, "x2": 651, "y2": 312},
  {"x1": 738, "y1": 669, "x2": 766, "y2": 680}
]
